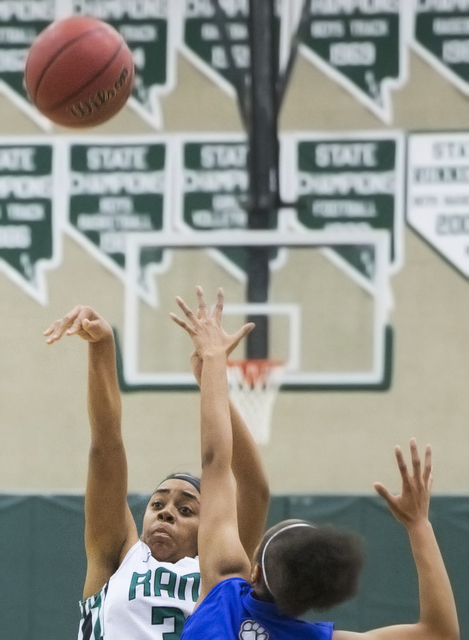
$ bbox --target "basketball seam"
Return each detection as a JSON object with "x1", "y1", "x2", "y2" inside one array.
[
  {"x1": 31, "y1": 26, "x2": 114, "y2": 103},
  {"x1": 48, "y1": 41, "x2": 126, "y2": 112}
]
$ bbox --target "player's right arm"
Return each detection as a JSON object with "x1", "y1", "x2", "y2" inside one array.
[
  {"x1": 190, "y1": 350, "x2": 269, "y2": 561},
  {"x1": 333, "y1": 440, "x2": 459, "y2": 640},
  {"x1": 170, "y1": 287, "x2": 255, "y2": 601},
  {"x1": 45, "y1": 306, "x2": 139, "y2": 599}
]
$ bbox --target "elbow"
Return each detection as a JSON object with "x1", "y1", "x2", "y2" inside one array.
[
  {"x1": 201, "y1": 448, "x2": 215, "y2": 468},
  {"x1": 201, "y1": 447, "x2": 231, "y2": 471},
  {"x1": 440, "y1": 630, "x2": 459, "y2": 640},
  {"x1": 421, "y1": 622, "x2": 459, "y2": 640},
  {"x1": 448, "y1": 623, "x2": 460, "y2": 640},
  {"x1": 256, "y1": 476, "x2": 270, "y2": 509}
]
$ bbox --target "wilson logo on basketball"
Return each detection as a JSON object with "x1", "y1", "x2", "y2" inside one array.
[{"x1": 68, "y1": 67, "x2": 130, "y2": 119}]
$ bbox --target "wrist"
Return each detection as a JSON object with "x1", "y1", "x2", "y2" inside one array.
[
  {"x1": 405, "y1": 518, "x2": 432, "y2": 536},
  {"x1": 88, "y1": 330, "x2": 114, "y2": 348},
  {"x1": 200, "y1": 350, "x2": 227, "y2": 362}
]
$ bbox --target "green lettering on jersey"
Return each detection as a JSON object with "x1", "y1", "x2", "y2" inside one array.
[
  {"x1": 151, "y1": 606, "x2": 185, "y2": 639},
  {"x1": 154, "y1": 567, "x2": 177, "y2": 598},
  {"x1": 129, "y1": 570, "x2": 152, "y2": 600},
  {"x1": 178, "y1": 572, "x2": 201, "y2": 602}
]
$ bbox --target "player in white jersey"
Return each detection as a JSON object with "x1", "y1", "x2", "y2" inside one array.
[{"x1": 44, "y1": 304, "x2": 269, "y2": 640}]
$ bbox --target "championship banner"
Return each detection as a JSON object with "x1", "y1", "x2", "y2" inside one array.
[
  {"x1": 0, "y1": 140, "x2": 59, "y2": 304},
  {"x1": 65, "y1": 137, "x2": 171, "y2": 299},
  {"x1": 71, "y1": 0, "x2": 174, "y2": 129},
  {"x1": 284, "y1": 131, "x2": 405, "y2": 282},
  {"x1": 413, "y1": 1, "x2": 469, "y2": 97},
  {"x1": 297, "y1": 0, "x2": 408, "y2": 124},
  {"x1": 407, "y1": 131, "x2": 469, "y2": 278},
  {"x1": 180, "y1": 0, "x2": 287, "y2": 98},
  {"x1": 0, "y1": 0, "x2": 56, "y2": 130},
  {"x1": 174, "y1": 134, "x2": 279, "y2": 277}
]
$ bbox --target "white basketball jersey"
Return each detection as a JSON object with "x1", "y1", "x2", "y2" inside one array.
[{"x1": 78, "y1": 540, "x2": 200, "y2": 640}]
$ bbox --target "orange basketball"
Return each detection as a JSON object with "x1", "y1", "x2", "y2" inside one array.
[{"x1": 24, "y1": 15, "x2": 134, "y2": 128}]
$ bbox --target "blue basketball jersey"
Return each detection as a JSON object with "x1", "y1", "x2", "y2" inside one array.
[{"x1": 181, "y1": 577, "x2": 334, "y2": 640}]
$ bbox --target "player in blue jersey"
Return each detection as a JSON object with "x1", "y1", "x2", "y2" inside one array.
[
  {"x1": 171, "y1": 286, "x2": 459, "y2": 640},
  {"x1": 44, "y1": 304, "x2": 269, "y2": 640}
]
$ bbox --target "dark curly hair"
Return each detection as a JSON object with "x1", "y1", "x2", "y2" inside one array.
[{"x1": 256, "y1": 519, "x2": 364, "y2": 617}]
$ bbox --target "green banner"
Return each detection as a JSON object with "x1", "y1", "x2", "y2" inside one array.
[
  {"x1": 72, "y1": 0, "x2": 172, "y2": 127},
  {"x1": 414, "y1": 3, "x2": 469, "y2": 93},
  {"x1": 0, "y1": 0, "x2": 55, "y2": 128},
  {"x1": 176, "y1": 136, "x2": 278, "y2": 273},
  {"x1": 290, "y1": 133, "x2": 404, "y2": 278},
  {"x1": 68, "y1": 140, "x2": 168, "y2": 275},
  {"x1": 298, "y1": 1, "x2": 405, "y2": 123},
  {"x1": 0, "y1": 143, "x2": 56, "y2": 302},
  {"x1": 181, "y1": 0, "x2": 282, "y2": 96}
]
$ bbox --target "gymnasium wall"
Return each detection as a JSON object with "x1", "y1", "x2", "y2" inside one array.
[
  {"x1": 1, "y1": 494, "x2": 468, "y2": 640},
  {"x1": 0, "y1": 2, "x2": 468, "y2": 639},
  {"x1": 0, "y1": 51, "x2": 468, "y2": 494}
]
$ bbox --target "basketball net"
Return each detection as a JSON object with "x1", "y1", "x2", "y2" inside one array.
[{"x1": 226, "y1": 359, "x2": 284, "y2": 445}]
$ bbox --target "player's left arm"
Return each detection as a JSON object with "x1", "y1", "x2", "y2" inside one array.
[
  {"x1": 230, "y1": 399, "x2": 270, "y2": 560},
  {"x1": 333, "y1": 441, "x2": 459, "y2": 640},
  {"x1": 171, "y1": 287, "x2": 255, "y2": 601},
  {"x1": 190, "y1": 350, "x2": 269, "y2": 561}
]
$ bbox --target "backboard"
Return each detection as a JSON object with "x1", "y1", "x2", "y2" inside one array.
[{"x1": 117, "y1": 227, "x2": 393, "y2": 391}]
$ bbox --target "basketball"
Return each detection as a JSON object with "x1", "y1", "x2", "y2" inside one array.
[{"x1": 24, "y1": 15, "x2": 134, "y2": 128}]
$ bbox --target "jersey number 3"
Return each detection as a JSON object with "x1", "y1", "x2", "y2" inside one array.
[{"x1": 152, "y1": 606, "x2": 185, "y2": 640}]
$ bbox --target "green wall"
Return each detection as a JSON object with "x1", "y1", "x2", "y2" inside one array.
[{"x1": 0, "y1": 494, "x2": 467, "y2": 639}]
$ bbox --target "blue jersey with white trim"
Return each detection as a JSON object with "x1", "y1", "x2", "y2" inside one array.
[{"x1": 181, "y1": 577, "x2": 334, "y2": 640}]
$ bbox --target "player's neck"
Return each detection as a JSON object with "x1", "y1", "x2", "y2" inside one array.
[{"x1": 251, "y1": 584, "x2": 275, "y2": 605}]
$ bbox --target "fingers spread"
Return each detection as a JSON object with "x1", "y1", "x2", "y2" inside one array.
[
  {"x1": 212, "y1": 287, "x2": 224, "y2": 321},
  {"x1": 196, "y1": 285, "x2": 208, "y2": 318},
  {"x1": 170, "y1": 312, "x2": 195, "y2": 335},
  {"x1": 236, "y1": 322, "x2": 255, "y2": 341},
  {"x1": 373, "y1": 482, "x2": 394, "y2": 505},
  {"x1": 409, "y1": 438, "x2": 421, "y2": 479},
  {"x1": 226, "y1": 323, "x2": 255, "y2": 356},
  {"x1": 395, "y1": 445, "x2": 411, "y2": 488},
  {"x1": 423, "y1": 444, "x2": 432, "y2": 486},
  {"x1": 176, "y1": 296, "x2": 196, "y2": 321}
]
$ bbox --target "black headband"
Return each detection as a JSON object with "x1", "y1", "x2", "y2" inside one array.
[{"x1": 163, "y1": 473, "x2": 201, "y2": 493}]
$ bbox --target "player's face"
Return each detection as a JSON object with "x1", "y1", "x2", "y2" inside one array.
[{"x1": 141, "y1": 479, "x2": 200, "y2": 563}]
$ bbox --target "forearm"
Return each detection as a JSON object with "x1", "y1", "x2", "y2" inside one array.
[
  {"x1": 87, "y1": 334, "x2": 122, "y2": 446},
  {"x1": 230, "y1": 400, "x2": 270, "y2": 557},
  {"x1": 408, "y1": 520, "x2": 458, "y2": 640},
  {"x1": 200, "y1": 354, "x2": 232, "y2": 470},
  {"x1": 231, "y1": 399, "x2": 268, "y2": 492},
  {"x1": 84, "y1": 335, "x2": 133, "y2": 560}
]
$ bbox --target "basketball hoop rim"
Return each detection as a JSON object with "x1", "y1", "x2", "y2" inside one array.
[
  {"x1": 227, "y1": 359, "x2": 284, "y2": 368},
  {"x1": 226, "y1": 359, "x2": 285, "y2": 387}
]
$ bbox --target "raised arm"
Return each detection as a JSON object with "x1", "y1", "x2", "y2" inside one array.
[
  {"x1": 170, "y1": 287, "x2": 254, "y2": 599},
  {"x1": 44, "y1": 306, "x2": 138, "y2": 599},
  {"x1": 190, "y1": 350, "x2": 269, "y2": 560},
  {"x1": 334, "y1": 439, "x2": 459, "y2": 640}
]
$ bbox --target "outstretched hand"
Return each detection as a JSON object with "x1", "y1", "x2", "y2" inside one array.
[
  {"x1": 170, "y1": 286, "x2": 254, "y2": 360},
  {"x1": 44, "y1": 305, "x2": 113, "y2": 345},
  {"x1": 374, "y1": 438, "x2": 432, "y2": 529}
]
